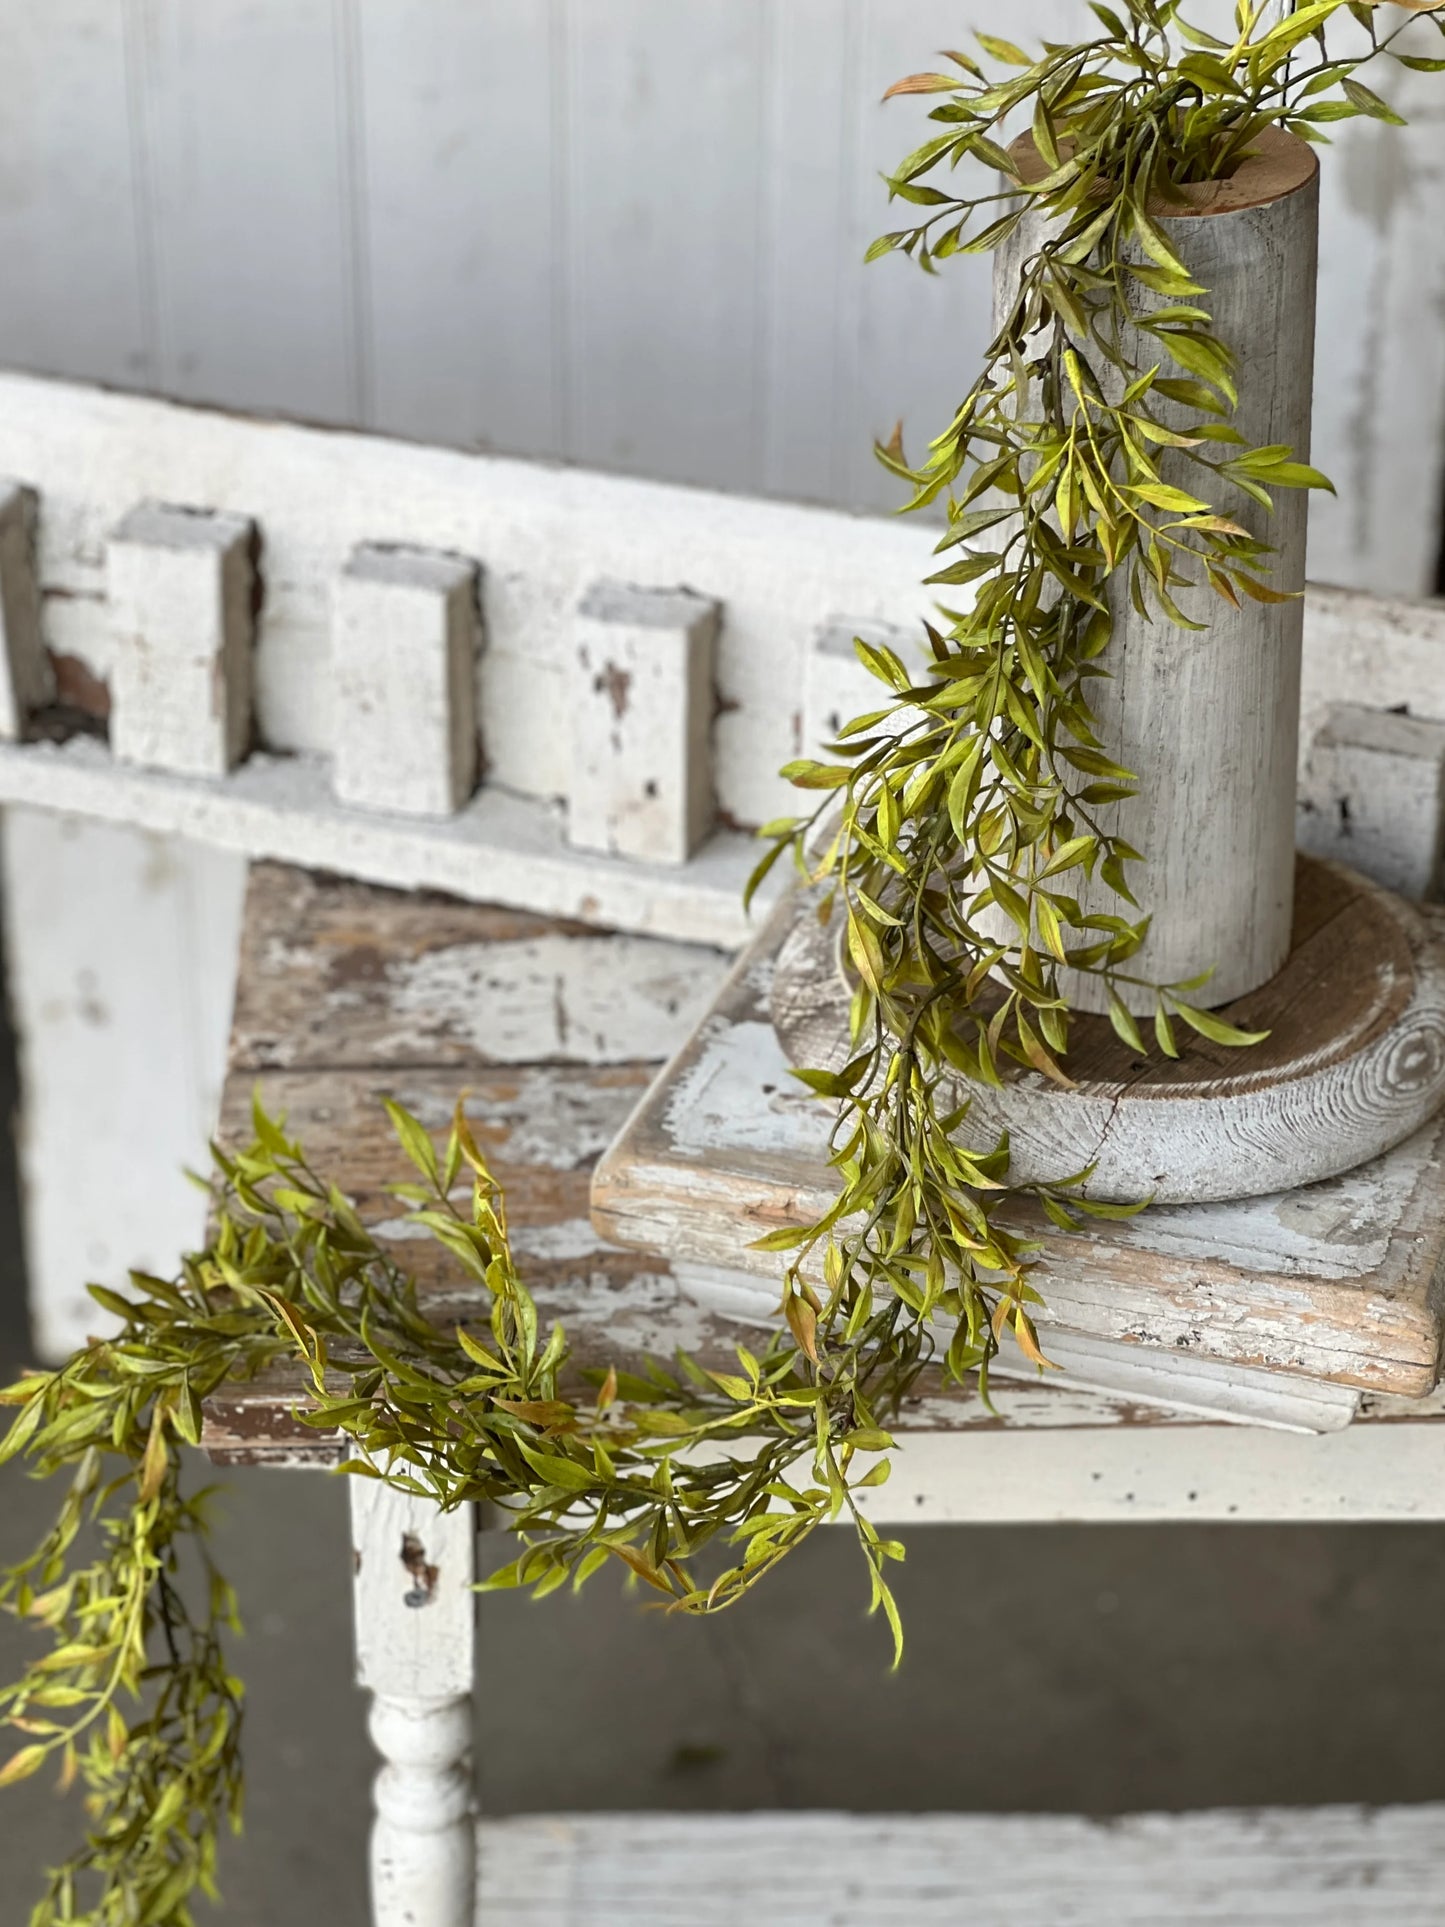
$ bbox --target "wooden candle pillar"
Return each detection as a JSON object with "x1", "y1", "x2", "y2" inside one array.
[{"x1": 995, "y1": 128, "x2": 1320, "y2": 1013}]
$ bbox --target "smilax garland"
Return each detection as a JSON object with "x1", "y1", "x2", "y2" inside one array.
[{"x1": 5, "y1": 4, "x2": 1445, "y2": 1920}]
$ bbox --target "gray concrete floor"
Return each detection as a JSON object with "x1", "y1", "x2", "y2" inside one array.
[{"x1": 4, "y1": 1453, "x2": 1445, "y2": 1925}]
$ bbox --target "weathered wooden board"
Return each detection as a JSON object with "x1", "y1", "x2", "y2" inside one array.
[
  {"x1": 200, "y1": 865, "x2": 1445, "y2": 1520},
  {"x1": 474, "y1": 1803, "x2": 1445, "y2": 1926},
  {"x1": 593, "y1": 900, "x2": 1445, "y2": 1398}
]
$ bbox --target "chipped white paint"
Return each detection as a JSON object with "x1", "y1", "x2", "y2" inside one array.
[
  {"x1": 0, "y1": 737, "x2": 773, "y2": 949},
  {"x1": 0, "y1": 480, "x2": 52, "y2": 736},
  {"x1": 568, "y1": 582, "x2": 719, "y2": 865},
  {"x1": 393, "y1": 1068, "x2": 653, "y2": 1173},
  {"x1": 0, "y1": 373, "x2": 937, "y2": 827},
  {"x1": 106, "y1": 501, "x2": 255, "y2": 777},
  {"x1": 1300, "y1": 585, "x2": 1445, "y2": 770},
  {"x1": 390, "y1": 932, "x2": 727, "y2": 1067},
  {"x1": 1299, "y1": 703, "x2": 1445, "y2": 899},
  {"x1": 0, "y1": 374, "x2": 1437, "y2": 938},
  {"x1": 475, "y1": 1803, "x2": 1445, "y2": 1924},
  {"x1": 352, "y1": 1473, "x2": 476, "y2": 1927},
  {"x1": 332, "y1": 543, "x2": 482, "y2": 817}
]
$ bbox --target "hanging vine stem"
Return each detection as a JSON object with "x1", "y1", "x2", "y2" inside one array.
[{"x1": 3, "y1": 4, "x2": 1444, "y2": 1921}]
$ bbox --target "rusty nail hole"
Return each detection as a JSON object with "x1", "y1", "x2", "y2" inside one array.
[{"x1": 401, "y1": 1531, "x2": 439, "y2": 1609}]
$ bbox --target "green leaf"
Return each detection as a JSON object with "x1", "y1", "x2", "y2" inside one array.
[
  {"x1": 1342, "y1": 78, "x2": 1407, "y2": 126},
  {"x1": 976, "y1": 32, "x2": 1032, "y2": 67},
  {"x1": 382, "y1": 1100, "x2": 439, "y2": 1185},
  {"x1": 1106, "y1": 992, "x2": 1146, "y2": 1056},
  {"x1": 1170, "y1": 1002, "x2": 1270, "y2": 1048}
]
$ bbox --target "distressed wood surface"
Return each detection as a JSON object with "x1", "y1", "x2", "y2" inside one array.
[
  {"x1": 568, "y1": 583, "x2": 719, "y2": 865},
  {"x1": 594, "y1": 898, "x2": 1445, "y2": 1398},
  {"x1": 0, "y1": 372, "x2": 936, "y2": 828},
  {"x1": 332, "y1": 544, "x2": 482, "y2": 818},
  {"x1": 106, "y1": 503, "x2": 255, "y2": 777},
  {"x1": 1298, "y1": 702, "x2": 1445, "y2": 900},
  {"x1": 474, "y1": 1804, "x2": 1445, "y2": 1925},
  {"x1": 352, "y1": 1476, "x2": 476, "y2": 1927},
  {"x1": 771, "y1": 857, "x2": 1445, "y2": 1204},
  {"x1": 0, "y1": 481, "x2": 52, "y2": 738},
  {"x1": 0, "y1": 378, "x2": 1442, "y2": 860},
  {"x1": 201, "y1": 864, "x2": 1445, "y2": 1518},
  {"x1": 1001, "y1": 127, "x2": 1319, "y2": 1013}
]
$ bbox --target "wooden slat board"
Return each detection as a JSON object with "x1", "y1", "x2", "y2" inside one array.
[
  {"x1": 592, "y1": 900, "x2": 1445, "y2": 1398},
  {"x1": 475, "y1": 1805, "x2": 1445, "y2": 1925}
]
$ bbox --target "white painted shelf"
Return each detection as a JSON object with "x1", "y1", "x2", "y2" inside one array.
[{"x1": 0, "y1": 736, "x2": 770, "y2": 947}]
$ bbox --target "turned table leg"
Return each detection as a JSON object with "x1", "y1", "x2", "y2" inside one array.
[{"x1": 351, "y1": 1475, "x2": 477, "y2": 1927}]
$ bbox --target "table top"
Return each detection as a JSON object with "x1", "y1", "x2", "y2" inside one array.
[{"x1": 201, "y1": 865, "x2": 1445, "y2": 1519}]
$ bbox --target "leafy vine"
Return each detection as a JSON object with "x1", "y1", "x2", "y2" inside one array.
[{"x1": 3, "y1": 3, "x2": 1443, "y2": 1920}]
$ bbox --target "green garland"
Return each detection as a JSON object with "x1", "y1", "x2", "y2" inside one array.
[{"x1": 4, "y1": 4, "x2": 1444, "y2": 1920}]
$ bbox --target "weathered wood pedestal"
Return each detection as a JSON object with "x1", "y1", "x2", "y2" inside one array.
[{"x1": 202, "y1": 863, "x2": 1445, "y2": 1927}]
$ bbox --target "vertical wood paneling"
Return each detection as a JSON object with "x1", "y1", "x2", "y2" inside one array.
[
  {"x1": 1, "y1": 0, "x2": 1439, "y2": 587},
  {"x1": 0, "y1": 1, "x2": 150, "y2": 387},
  {"x1": 1310, "y1": 65, "x2": 1445, "y2": 597},
  {"x1": 135, "y1": 0, "x2": 358, "y2": 423},
  {"x1": 755, "y1": 0, "x2": 852, "y2": 505},
  {"x1": 843, "y1": 0, "x2": 1084, "y2": 516},
  {"x1": 359, "y1": 0, "x2": 560, "y2": 454},
  {"x1": 565, "y1": 0, "x2": 769, "y2": 491}
]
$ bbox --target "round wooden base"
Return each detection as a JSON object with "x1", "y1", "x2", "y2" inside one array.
[{"x1": 769, "y1": 855, "x2": 1445, "y2": 1205}]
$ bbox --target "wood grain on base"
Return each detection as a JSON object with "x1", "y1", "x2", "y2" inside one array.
[
  {"x1": 594, "y1": 896, "x2": 1445, "y2": 1398},
  {"x1": 771, "y1": 856, "x2": 1445, "y2": 1203}
]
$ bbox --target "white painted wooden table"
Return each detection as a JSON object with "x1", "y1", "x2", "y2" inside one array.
[{"x1": 199, "y1": 863, "x2": 1445, "y2": 1927}]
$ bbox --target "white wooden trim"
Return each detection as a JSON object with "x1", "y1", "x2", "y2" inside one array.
[
  {"x1": 840, "y1": 1403, "x2": 1445, "y2": 1525},
  {"x1": 474, "y1": 1804, "x2": 1445, "y2": 1925},
  {"x1": 0, "y1": 740, "x2": 769, "y2": 947},
  {"x1": 0, "y1": 371, "x2": 937, "y2": 828}
]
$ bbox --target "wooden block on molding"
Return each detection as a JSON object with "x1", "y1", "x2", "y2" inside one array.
[
  {"x1": 1298, "y1": 702, "x2": 1445, "y2": 900},
  {"x1": 332, "y1": 543, "x2": 481, "y2": 817},
  {"x1": 107, "y1": 502, "x2": 256, "y2": 777},
  {"x1": 804, "y1": 617, "x2": 917, "y2": 753},
  {"x1": 568, "y1": 581, "x2": 719, "y2": 865},
  {"x1": 0, "y1": 481, "x2": 54, "y2": 738}
]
